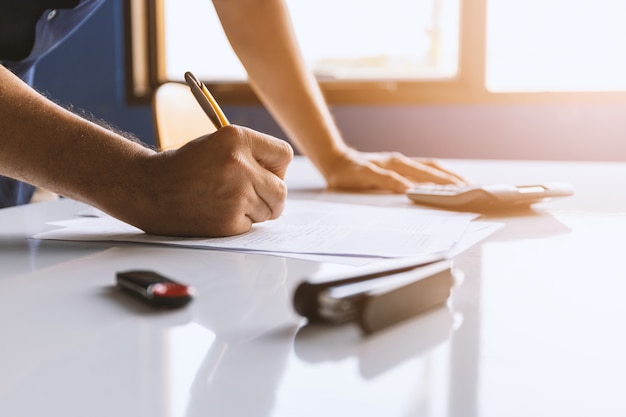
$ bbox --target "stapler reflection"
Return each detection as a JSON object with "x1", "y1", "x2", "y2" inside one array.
[{"x1": 294, "y1": 305, "x2": 462, "y2": 379}]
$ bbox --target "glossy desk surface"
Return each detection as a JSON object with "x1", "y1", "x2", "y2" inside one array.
[{"x1": 2, "y1": 157, "x2": 626, "y2": 417}]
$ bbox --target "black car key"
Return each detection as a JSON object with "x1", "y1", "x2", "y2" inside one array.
[{"x1": 116, "y1": 270, "x2": 196, "y2": 308}]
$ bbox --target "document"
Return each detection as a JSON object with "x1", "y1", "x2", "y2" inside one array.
[{"x1": 34, "y1": 200, "x2": 486, "y2": 262}]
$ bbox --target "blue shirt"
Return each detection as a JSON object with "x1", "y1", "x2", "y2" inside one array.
[{"x1": 0, "y1": 0, "x2": 105, "y2": 208}]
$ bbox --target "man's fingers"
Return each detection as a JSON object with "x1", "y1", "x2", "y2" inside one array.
[
  {"x1": 371, "y1": 154, "x2": 466, "y2": 185},
  {"x1": 328, "y1": 162, "x2": 412, "y2": 193},
  {"x1": 239, "y1": 127, "x2": 294, "y2": 178},
  {"x1": 415, "y1": 158, "x2": 467, "y2": 183},
  {"x1": 250, "y1": 167, "x2": 288, "y2": 220}
]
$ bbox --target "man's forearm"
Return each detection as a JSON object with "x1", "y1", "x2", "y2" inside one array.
[
  {"x1": 212, "y1": 0, "x2": 349, "y2": 176},
  {"x1": 0, "y1": 66, "x2": 154, "y2": 211}
]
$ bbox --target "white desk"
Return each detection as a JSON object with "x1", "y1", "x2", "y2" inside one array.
[{"x1": 2, "y1": 157, "x2": 626, "y2": 417}]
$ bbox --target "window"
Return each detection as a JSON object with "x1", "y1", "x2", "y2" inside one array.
[
  {"x1": 487, "y1": 0, "x2": 626, "y2": 92},
  {"x1": 125, "y1": 0, "x2": 471, "y2": 104},
  {"x1": 162, "y1": 0, "x2": 460, "y2": 82},
  {"x1": 125, "y1": 0, "x2": 626, "y2": 104}
]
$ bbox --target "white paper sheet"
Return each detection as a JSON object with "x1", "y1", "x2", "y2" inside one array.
[{"x1": 34, "y1": 200, "x2": 484, "y2": 262}]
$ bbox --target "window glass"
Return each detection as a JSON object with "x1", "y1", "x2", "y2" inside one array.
[
  {"x1": 162, "y1": 0, "x2": 460, "y2": 83},
  {"x1": 487, "y1": 0, "x2": 626, "y2": 92}
]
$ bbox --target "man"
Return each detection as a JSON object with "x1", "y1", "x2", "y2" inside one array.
[{"x1": 0, "y1": 0, "x2": 463, "y2": 237}]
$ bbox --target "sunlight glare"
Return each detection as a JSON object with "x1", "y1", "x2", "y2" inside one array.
[{"x1": 487, "y1": 0, "x2": 626, "y2": 92}]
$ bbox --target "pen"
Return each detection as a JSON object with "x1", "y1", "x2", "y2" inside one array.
[{"x1": 184, "y1": 71, "x2": 230, "y2": 128}]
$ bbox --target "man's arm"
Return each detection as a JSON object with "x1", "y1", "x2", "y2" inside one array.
[
  {"x1": 212, "y1": 0, "x2": 466, "y2": 192},
  {"x1": 0, "y1": 65, "x2": 293, "y2": 237}
]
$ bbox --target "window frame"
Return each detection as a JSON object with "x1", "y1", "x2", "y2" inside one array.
[{"x1": 124, "y1": 0, "x2": 626, "y2": 106}]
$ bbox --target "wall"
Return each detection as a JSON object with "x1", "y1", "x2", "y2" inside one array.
[
  {"x1": 34, "y1": 0, "x2": 155, "y2": 147},
  {"x1": 332, "y1": 104, "x2": 626, "y2": 161},
  {"x1": 34, "y1": 0, "x2": 626, "y2": 162}
]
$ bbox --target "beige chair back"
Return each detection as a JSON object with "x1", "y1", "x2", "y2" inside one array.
[{"x1": 152, "y1": 82, "x2": 217, "y2": 151}]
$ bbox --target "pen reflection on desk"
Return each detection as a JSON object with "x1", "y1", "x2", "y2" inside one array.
[{"x1": 184, "y1": 71, "x2": 230, "y2": 128}]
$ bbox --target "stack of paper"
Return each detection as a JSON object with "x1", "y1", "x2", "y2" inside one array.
[{"x1": 34, "y1": 200, "x2": 501, "y2": 265}]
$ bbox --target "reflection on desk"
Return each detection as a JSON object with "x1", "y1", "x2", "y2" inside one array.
[{"x1": 294, "y1": 306, "x2": 461, "y2": 378}]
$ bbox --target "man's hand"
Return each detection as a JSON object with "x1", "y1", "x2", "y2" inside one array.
[
  {"x1": 124, "y1": 125, "x2": 293, "y2": 237},
  {"x1": 323, "y1": 149, "x2": 467, "y2": 193}
]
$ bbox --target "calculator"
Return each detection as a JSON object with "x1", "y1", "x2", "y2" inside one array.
[{"x1": 406, "y1": 182, "x2": 574, "y2": 212}]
